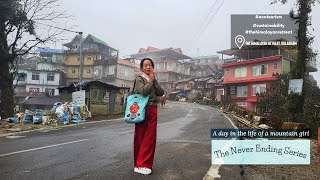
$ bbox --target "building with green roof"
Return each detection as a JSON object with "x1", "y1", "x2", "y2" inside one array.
[{"x1": 63, "y1": 34, "x2": 119, "y2": 85}]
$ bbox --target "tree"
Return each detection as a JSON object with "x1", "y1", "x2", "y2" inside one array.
[
  {"x1": 271, "y1": 0, "x2": 318, "y2": 114},
  {"x1": 0, "y1": 0, "x2": 69, "y2": 118},
  {"x1": 257, "y1": 75, "x2": 320, "y2": 138},
  {"x1": 256, "y1": 0, "x2": 319, "y2": 137}
]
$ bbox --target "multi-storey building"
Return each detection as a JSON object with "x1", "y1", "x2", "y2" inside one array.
[
  {"x1": 115, "y1": 59, "x2": 140, "y2": 88},
  {"x1": 190, "y1": 64, "x2": 214, "y2": 77},
  {"x1": 36, "y1": 47, "x2": 66, "y2": 73},
  {"x1": 191, "y1": 55, "x2": 221, "y2": 65},
  {"x1": 14, "y1": 48, "x2": 66, "y2": 95},
  {"x1": 63, "y1": 34, "x2": 118, "y2": 85},
  {"x1": 130, "y1": 46, "x2": 192, "y2": 91},
  {"x1": 14, "y1": 69, "x2": 63, "y2": 96},
  {"x1": 218, "y1": 45, "x2": 317, "y2": 112},
  {"x1": 93, "y1": 58, "x2": 140, "y2": 88}
]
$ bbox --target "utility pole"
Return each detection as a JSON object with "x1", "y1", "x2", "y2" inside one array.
[{"x1": 79, "y1": 32, "x2": 83, "y2": 87}]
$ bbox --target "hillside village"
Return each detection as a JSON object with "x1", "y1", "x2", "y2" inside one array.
[{"x1": 12, "y1": 34, "x2": 318, "y2": 118}]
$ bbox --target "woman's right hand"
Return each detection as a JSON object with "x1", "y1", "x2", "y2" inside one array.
[{"x1": 149, "y1": 69, "x2": 155, "y2": 80}]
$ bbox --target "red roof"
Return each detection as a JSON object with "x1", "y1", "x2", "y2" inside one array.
[
  {"x1": 222, "y1": 77, "x2": 278, "y2": 84},
  {"x1": 172, "y1": 48, "x2": 182, "y2": 53},
  {"x1": 222, "y1": 56, "x2": 282, "y2": 68},
  {"x1": 137, "y1": 46, "x2": 183, "y2": 54},
  {"x1": 138, "y1": 48, "x2": 147, "y2": 53},
  {"x1": 147, "y1": 46, "x2": 160, "y2": 52}
]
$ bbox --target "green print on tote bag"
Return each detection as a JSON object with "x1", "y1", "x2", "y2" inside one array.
[{"x1": 124, "y1": 77, "x2": 149, "y2": 124}]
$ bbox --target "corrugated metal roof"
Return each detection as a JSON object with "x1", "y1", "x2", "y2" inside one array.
[
  {"x1": 15, "y1": 92, "x2": 47, "y2": 98},
  {"x1": 58, "y1": 80, "x2": 129, "y2": 90},
  {"x1": 20, "y1": 96, "x2": 61, "y2": 105}
]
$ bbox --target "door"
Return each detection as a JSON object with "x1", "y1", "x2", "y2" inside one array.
[{"x1": 109, "y1": 90, "x2": 116, "y2": 114}]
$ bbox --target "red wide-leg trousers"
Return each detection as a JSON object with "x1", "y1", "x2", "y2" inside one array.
[{"x1": 134, "y1": 105, "x2": 158, "y2": 169}]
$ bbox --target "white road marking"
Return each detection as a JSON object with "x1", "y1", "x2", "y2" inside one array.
[
  {"x1": 0, "y1": 139, "x2": 89, "y2": 158},
  {"x1": 223, "y1": 113, "x2": 238, "y2": 129},
  {"x1": 5, "y1": 135, "x2": 26, "y2": 139},
  {"x1": 0, "y1": 118, "x2": 123, "y2": 138},
  {"x1": 203, "y1": 112, "x2": 238, "y2": 180}
]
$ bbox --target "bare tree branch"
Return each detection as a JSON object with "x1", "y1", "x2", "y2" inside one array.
[{"x1": 6, "y1": 0, "x2": 72, "y2": 60}]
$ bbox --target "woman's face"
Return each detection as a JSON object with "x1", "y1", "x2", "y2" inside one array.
[{"x1": 142, "y1": 60, "x2": 153, "y2": 75}]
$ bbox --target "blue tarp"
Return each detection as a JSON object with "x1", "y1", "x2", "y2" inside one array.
[{"x1": 36, "y1": 47, "x2": 64, "y2": 54}]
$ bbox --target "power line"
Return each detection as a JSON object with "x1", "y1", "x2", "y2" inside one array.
[
  {"x1": 187, "y1": 0, "x2": 224, "y2": 57},
  {"x1": 199, "y1": 0, "x2": 219, "y2": 30},
  {"x1": 36, "y1": 22, "x2": 82, "y2": 34},
  {"x1": 196, "y1": 0, "x2": 224, "y2": 41},
  {"x1": 192, "y1": 0, "x2": 219, "y2": 41}
]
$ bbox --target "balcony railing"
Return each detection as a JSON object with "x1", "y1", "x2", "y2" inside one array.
[
  {"x1": 64, "y1": 48, "x2": 101, "y2": 53},
  {"x1": 222, "y1": 49, "x2": 297, "y2": 64}
]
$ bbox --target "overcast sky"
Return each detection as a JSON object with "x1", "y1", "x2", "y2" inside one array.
[{"x1": 55, "y1": 0, "x2": 320, "y2": 83}]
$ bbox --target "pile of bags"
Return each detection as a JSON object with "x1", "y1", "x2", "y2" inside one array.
[
  {"x1": 52, "y1": 102, "x2": 91, "y2": 125},
  {"x1": 5, "y1": 102, "x2": 92, "y2": 126}
]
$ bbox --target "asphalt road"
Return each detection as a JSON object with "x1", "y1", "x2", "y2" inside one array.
[{"x1": 0, "y1": 101, "x2": 236, "y2": 180}]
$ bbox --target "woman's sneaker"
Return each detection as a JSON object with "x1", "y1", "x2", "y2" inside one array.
[{"x1": 134, "y1": 167, "x2": 152, "y2": 175}]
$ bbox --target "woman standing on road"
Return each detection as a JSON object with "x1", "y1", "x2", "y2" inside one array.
[{"x1": 133, "y1": 58, "x2": 164, "y2": 175}]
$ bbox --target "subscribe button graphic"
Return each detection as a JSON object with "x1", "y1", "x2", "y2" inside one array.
[{"x1": 212, "y1": 140, "x2": 310, "y2": 165}]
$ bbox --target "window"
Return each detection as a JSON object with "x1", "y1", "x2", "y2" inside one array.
[
  {"x1": 252, "y1": 84, "x2": 266, "y2": 96},
  {"x1": 236, "y1": 86, "x2": 248, "y2": 97},
  {"x1": 47, "y1": 73, "x2": 55, "y2": 81},
  {"x1": 238, "y1": 102, "x2": 247, "y2": 106},
  {"x1": 30, "y1": 88, "x2": 39, "y2": 92},
  {"x1": 205, "y1": 59, "x2": 208, "y2": 63},
  {"x1": 121, "y1": 83, "x2": 126, "y2": 87},
  {"x1": 32, "y1": 72, "x2": 39, "y2": 80},
  {"x1": 77, "y1": 56, "x2": 80, "y2": 61},
  {"x1": 46, "y1": 88, "x2": 55, "y2": 96},
  {"x1": 18, "y1": 73, "x2": 26, "y2": 82},
  {"x1": 252, "y1": 64, "x2": 268, "y2": 76},
  {"x1": 230, "y1": 86, "x2": 236, "y2": 94},
  {"x1": 72, "y1": 68, "x2": 76, "y2": 74},
  {"x1": 226, "y1": 69, "x2": 230, "y2": 75},
  {"x1": 155, "y1": 64, "x2": 160, "y2": 70},
  {"x1": 109, "y1": 66, "x2": 115, "y2": 75},
  {"x1": 235, "y1": 67, "x2": 247, "y2": 77},
  {"x1": 273, "y1": 63, "x2": 278, "y2": 70},
  {"x1": 124, "y1": 69, "x2": 129, "y2": 76},
  {"x1": 87, "y1": 68, "x2": 91, "y2": 74},
  {"x1": 87, "y1": 54, "x2": 92, "y2": 60}
]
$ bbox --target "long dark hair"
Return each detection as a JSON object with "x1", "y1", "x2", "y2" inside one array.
[{"x1": 140, "y1": 58, "x2": 154, "y2": 70}]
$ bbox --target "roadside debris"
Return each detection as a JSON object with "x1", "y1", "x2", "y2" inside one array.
[
  {"x1": 2, "y1": 101, "x2": 92, "y2": 127},
  {"x1": 6, "y1": 128, "x2": 22, "y2": 132}
]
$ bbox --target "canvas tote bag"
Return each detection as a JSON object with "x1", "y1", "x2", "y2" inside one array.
[{"x1": 124, "y1": 76, "x2": 149, "y2": 124}]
